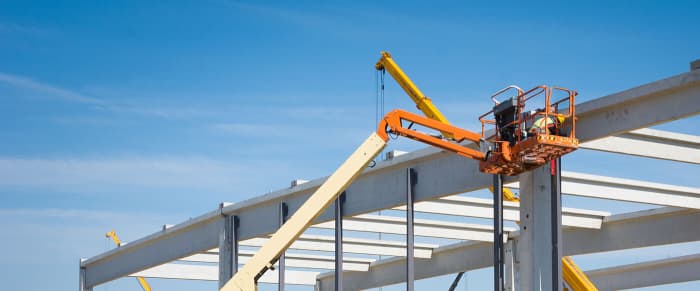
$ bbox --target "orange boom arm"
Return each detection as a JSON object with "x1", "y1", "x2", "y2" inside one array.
[{"x1": 377, "y1": 109, "x2": 486, "y2": 161}]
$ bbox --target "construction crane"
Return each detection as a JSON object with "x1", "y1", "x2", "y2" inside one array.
[
  {"x1": 377, "y1": 51, "x2": 596, "y2": 291},
  {"x1": 221, "y1": 78, "x2": 578, "y2": 290},
  {"x1": 105, "y1": 230, "x2": 153, "y2": 291}
]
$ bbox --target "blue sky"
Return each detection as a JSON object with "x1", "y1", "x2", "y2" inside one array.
[{"x1": 1, "y1": 1, "x2": 699, "y2": 290}]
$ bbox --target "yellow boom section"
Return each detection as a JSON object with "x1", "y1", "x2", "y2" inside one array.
[
  {"x1": 222, "y1": 133, "x2": 387, "y2": 291},
  {"x1": 563, "y1": 256, "x2": 598, "y2": 291},
  {"x1": 105, "y1": 230, "x2": 153, "y2": 291},
  {"x1": 375, "y1": 51, "x2": 453, "y2": 139},
  {"x1": 488, "y1": 186, "x2": 520, "y2": 202}
]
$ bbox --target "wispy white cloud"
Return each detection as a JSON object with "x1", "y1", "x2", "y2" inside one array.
[
  {"x1": 0, "y1": 72, "x2": 216, "y2": 120},
  {"x1": 0, "y1": 72, "x2": 104, "y2": 105},
  {"x1": 0, "y1": 207, "x2": 161, "y2": 222},
  {"x1": 0, "y1": 157, "x2": 245, "y2": 193},
  {"x1": 0, "y1": 22, "x2": 49, "y2": 36}
]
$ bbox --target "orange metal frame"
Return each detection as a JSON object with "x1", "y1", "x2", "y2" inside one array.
[
  {"x1": 377, "y1": 109, "x2": 486, "y2": 161},
  {"x1": 376, "y1": 85, "x2": 578, "y2": 176},
  {"x1": 479, "y1": 85, "x2": 579, "y2": 175}
]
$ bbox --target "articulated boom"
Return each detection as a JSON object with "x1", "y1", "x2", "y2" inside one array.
[{"x1": 378, "y1": 109, "x2": 486, "y2": 161}]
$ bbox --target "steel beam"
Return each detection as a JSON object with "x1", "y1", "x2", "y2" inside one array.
[
  {"x1": 316, "y1": 207, "x2": 700, "y2": 290},
  {"x1": 81, "y1": 69, "x2": 700, "y2": 288},
  {"x1": 334, "y1": 193, "x2": 344, "y2": 291},
  {"x1": 406, "y1": 168, "x2": 416, "y2": 291},
  {"x1": 551, "y1": 159, "x2": 563, "y2": 291},
  {"x1": 219, "y1": 215, "x2": 238, "y2": 288},
  {"x1": 279, "y1": 203, "x2": 288, "y2": 291},
  {"x1": 581, "y1": 128, "x2": 700, "y2": 164},
  {"x1": 493, "y1": 174, "x2": 504, "y2": 291},
  {"x1": 586, "y1": 253, "x2": 700, "y2": 291},
  {"x1": 79, "y1": 264, "x2": 92, "y2": 291}
]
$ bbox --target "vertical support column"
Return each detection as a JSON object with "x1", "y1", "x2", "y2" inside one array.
[
  {"x1": 334, "y1": 192, "x2": 346, "y2": 291},
  {"x1": 406, "y1": 168, "x2": 417, "y2": 291},
  {"x1": 219, "y1": 215, "x2": 239, "y2": 288},
  {"x1": 279, "y1": 202, "x2": 288, "y2": 290},
  {"x1": 551, "y1": 158, "x2": 563, "y2": 291},
  {"x1": 517, "y1": 162, "x2": 561, "y2": 291},
  {"x1": 79, "y1": 261, "x2": 92, "y2": 291},
  {"x1": 493, "y1": 174, "x2": 504, "y2": 291},
  {"x1": 504, "y1": 240, "x2": 516, "y2": 291}
]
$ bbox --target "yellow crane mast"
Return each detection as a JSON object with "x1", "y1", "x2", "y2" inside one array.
[
  {"x1": 105, "y1": 230, "x2": 153, "y2": 291},
  {"x1": 375, "y1": 51, "x2": 453, "y2": 138},
  {"x1": 376, "y1": 50, "x2": 519, "y2": 202}
]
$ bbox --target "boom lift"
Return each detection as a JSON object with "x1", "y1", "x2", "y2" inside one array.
[
  {"x1": 376, "y1": 51, "x2": 595, "y2": 291},
  {"x1": 222, "y1": 53, "x2": 579, "y2": 290},
  {"x1": 105, "y1": 230, "x2": 153, "y2": 291},
  {"x1": 223, "y1": 100, "x2": 577, "y2": 291}
]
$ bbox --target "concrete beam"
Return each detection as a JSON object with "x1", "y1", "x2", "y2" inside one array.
[
  {"x1": 182, "y1": 251, "x2": 373, "y2": 272},
  {"x1": 503, "y1": 171, "x2": 700, "y2": 209},
  {"x1": 316, "y1": 207, "x2": 700, "y2": 290},
  {"x1": 396, "y1": 196, "x2": 607, "y2": 229},
  {"x1": 81, "y1": 69, "x2": 700, "y2": 288},
  {"x1": 82, "y1": 210, "x2": 223, "y2": 288},
  {"x1": 241, "y1": 235, "x2": 436, "y2": 258},
  {"x1": 312, "y1": 214, "x2": 515, "y2": 241},
  {"x1": 560, "y1": 171, "x2": 700, "y2": 209},
  {"x1": 587, "y1": 253, "x2": 700, "y2": 291},
  {"x1": 131, "y1": 264, "x2": 318, "y2": 285},
  {"x1": 581, "y1": 128, "x2": 700, "y2": 164}
]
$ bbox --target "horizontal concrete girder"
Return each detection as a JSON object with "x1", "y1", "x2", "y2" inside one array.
[
  {"x1": 587, "y1": 253, "x2": 700, "y2": 291},
  {"x1": 502, "y1": 170, "x2": 700, "y2": 209},
  {"x1": 182, "y1": 250, "x2": 373, "y2": 272},
  {"x1": 312, "y1": 214, "x2": 515, "y2": 241},
  {"x1": 316, "y1": 207, "x2": 700, "y2": 290},
  {"x1": 81, "y1": 70, "x2": 700, "y2": 289},
  {"x1": 581, "y1": 128, "x2": 700, "y2": 164},
  {"x1": 396, "y1": 196, "x2": 608, "y2": 229},
  {"x1": 242, "y1": 235, "x2": 436, "y2": 258},
  {"x1": 131, "y1": 264, "x2": 318, "y2": 285}
]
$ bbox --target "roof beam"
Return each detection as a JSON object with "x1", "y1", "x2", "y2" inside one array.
[
  {"x1": 560, "y1": 171, "x2": 700, "y2": 209},
  {"x1": 81, "y1": 69, "x2": 700, "y2": 288},
  {"x1": 130, "y1": 264, "x2": 318, "y2": 285},
  {"x1": 395, "y1": 196, "x2": 608, "y2": 229},
  {"x1": 503, "y1": 171, "x2": 700, "y2": 209},
  {"x1": 581, "y1": 128, "x2": 700, "y2": 164},
  {"x1": 586, "y1": 253, "x2": 700, "y2": 290},
  {"x1": 316, "y1": 207, "x2": 700, "y2": 290},
  {"x1": 242, "y1": 235, "x2": 436, "y2": 258},
  {"x1": 312, "y1": 214, "x2": 515, "y2": 241},
  {"x1": 181, "y1": 251, "x2": 373, "y2": 272}
]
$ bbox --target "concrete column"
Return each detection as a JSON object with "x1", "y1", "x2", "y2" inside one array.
[
  {"x1": 517, "y1": 162, "x2": 562, "y2": 291},
  {"x1": 219, "y1": 215, "x2": 238, "y2": 288},
  {"x1": 504, "y1": 240, "x2": 516, "y2": 291}
]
